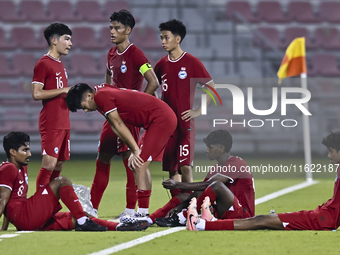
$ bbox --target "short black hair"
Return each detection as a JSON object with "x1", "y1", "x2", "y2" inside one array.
[
  {"x1": 203, "y1": 130, "x2": 233, "y2": 153},
  {"x1": 159, "y1": 19, "x2": 186, "y2": 43},
  {"x1": 3, "y1": 132, "x2": 30, "y2": 159},
  {"x1": 322, "y1": 131, "x2": 340, "y2": 152},
  {"x1": 110, "y1": 9, "x2": 135, "y2": 30},
  {"x1": 44, "y1": 23, "x2": 72, "y2": 46},
  {"x1": 66, "y1": 83, "x2": 93, "y2": 112}
]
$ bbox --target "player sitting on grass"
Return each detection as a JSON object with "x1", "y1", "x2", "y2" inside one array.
[
  {"x1": 121, "y1": 130, "x2": 255, "y2": 227},
  {"x1": 187, "y1": 131, "x2": 340, "y2": 231},
  {"x1": 0, "y1": 132, "x2": 149, "y2": 232}
]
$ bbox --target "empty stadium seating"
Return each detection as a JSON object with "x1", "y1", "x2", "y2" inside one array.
[
  {"x1": 76, "y1": 1, "x2": 107, "y2": 22},
  {"x1": 19, "y1": 1, "x2": 52, "y2": 22},
  {"x1": 225, "y1": 1, "x2": 259, "y2": 22},
  {"x1": 319, "y1": 1, "x2": 340, "y2": 23},
  {"x1": 257, "y1": 1, "x2": 289, "y2": 23},
  {"x1": 309, "y1": 54, "x2": 340, "y2": 77},
  {"x1": 287, "y1": 1, "x2": 320, "y2": 23},
  {"x1": 71, "y1": 27, "x2": 107, "y2": 49},
  {"x1": 47, "y1": 1, "x2": 81, "y2": 22},
  {"x1": 314, "y1": 27, "x2": 340, "y2": 50},
  {"x1": 0, "y1": 1, "x2": 25, "y2": 22},
  {"x1": 10, "y1": 27, "x2": 45, "y2": 50}
]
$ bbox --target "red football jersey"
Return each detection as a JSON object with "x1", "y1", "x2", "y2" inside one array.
[
  {"x1": 94, "y1": 84, "x2": 174, "y2": 129},
  {"x1": 0, "y1": 161, "x2": 28, "y2": 221},
  {"x1": 32, "y1": 54, "x2": 70, "y2": 131},
  {"x1": 154, "y1": 52, "x2": 212, "y2": 125},
  {"x1": 107, "y1": 44, "x2": 149, "y2": 91},
  {"x1": 204, "y1": 156, "x2": 255, "y2": 217}
]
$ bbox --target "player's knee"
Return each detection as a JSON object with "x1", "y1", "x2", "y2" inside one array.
[
  {"x1": 209, "y1": 180, "x2": 224, "y2": 191},
  {"x1": 58, "y1": 176, "x2": 72, "y2": 187},
  {"x1": 253, "y1": 215, "x2": 268, "y2": 228}
]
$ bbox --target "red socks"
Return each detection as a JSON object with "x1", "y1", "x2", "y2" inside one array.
[
  {"x1": 59, "y1": 186, "x2": 86, "y2": 220},
  {"x1": 197, "y1": 186, "x2": 217, "y2": 210},
  {"x1": 90, "y1": 160, "x2": 110, "y2": 210},
  {"x1": 36, "y1": 168, "x2": 52, "y2": 191},
  {"x1": 123, "y1": 158, "x2": 137, "y2": 210},
  {"x1": 205, "y1": 219, "x2": 234, "y2": 230},
  {"x1": 50, "y1": 170, "x2": 61, "y2": 181},
  {"x1": 137, "y1": 189, "x2": 151, "y2": 209},
  {"x1": 90, "y1": 217, "x2": 118, "y2": 231},
  {"x1": 149, "y1": 196, "x2": 181, "y2": 222},
  {"x1": 170, "y1": 189, "x2": 181, "y2": 197}
]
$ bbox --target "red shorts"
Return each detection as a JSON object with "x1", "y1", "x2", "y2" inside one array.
[
  {"x1": 138, "y1": 130, "x2": 164, "y2": 162},
  {"x1": 220, "y1": 196, "x2": 251, "y2": 219},
  {"x1": 98, "y1": 120, "x2": 140, "y2": 155},
  {"x1": 9, "y1": 185, "x2": 73, "y2": 231},
  {"x1": 40, "y1": 129, "x2": 70, "y2": 161},
  {"x1": 278, "y1": 209, "x2": 336, "y2": 230},
  {"x1": 162, "y1": 123, "x2": 195, "y2": 172}
]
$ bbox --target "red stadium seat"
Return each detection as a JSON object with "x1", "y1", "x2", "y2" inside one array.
[
  {"x1": 77, "y1": 1, "x2": 107, "y2": 22},
  {"x1": 71, "y1": 27, "x2": 107, "y2": 49},
  {"x1": 0, "y1": 28, "x2": 15, "y2": 50},
  {"x1": 257, "y1": 1, "x2": 290, "y2": 23},
  {"x1": 314, "y1": 28, "x2": 340, "y2": 50},
  {"x1": 19, "y1": 1, "x2": 52, "y2": 22},
  {"x1": 98, "y1": 53, "x2": 109, "y2": 74},
  {"x1": 69, "y1": 54, "x2": 102, "y2": 77},
  {"x1": 0, "y1": 82, "x2": 15, "y2": 93},
  {"x1": 287, "y1": 1, "x2": 320, "y2": 23},
  {"x1": 47, "y1": 1, "x2": 80, "y2": 22},
  {"x1": 10, "y1": 27, "x2": 45, "y2": 50},
  {"x1": 320, "y1": 2, "x2": 340, "y2": 23},
  {"x1": 103, "y1": 1, "x2": 131, "y2": 18},
  {"x1": 0, "y1": 54, "x2": 19, "y2": 77},
  {"x1": 225, "y1": 1, "x2": 259, "y2": 22},
  {"x1": 309, "y1": 54, "x2": 340, "y2": 77},
  {"x1": 0, "y1": 1, "x2": 25, "y2": 22},
  {"x1": 283, "y1": 27, "x2": 316, "y2": 49},
  {"x1": 99, "y1": 26, "x2": 115, "y2": 49},
  {"x1": 130, "y1": 26, "x2": 162, "y2": 50},
  {"x1": 12, "y1": 53, "x2": 38, "y2": 76},
  {"x1": 253, "y1": 27, "x2": 284, "y2": 49}
]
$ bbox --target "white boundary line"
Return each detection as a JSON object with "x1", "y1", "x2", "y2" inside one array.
[{"x1": 89, "y1": 180, "x2": 318, "y2": 255}]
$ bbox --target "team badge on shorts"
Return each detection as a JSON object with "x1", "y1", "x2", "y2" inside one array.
[
  {"x1": 54, "y1": 147, "x2": 59, "y2": 154},
  {"x1": 178, "y1": 67, "x2": 187, "y2": 79},
  {"x1": 121, "y1": 61, "x2": 127, "y2": 73}
]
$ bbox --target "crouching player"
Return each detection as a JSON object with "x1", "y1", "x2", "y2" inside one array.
[
  {"x1": 0, "y1": 132, "x2": 148, "y2": 231},
  {"x1": 187, "y1": 131, "x2": 340, "y2": 231}
]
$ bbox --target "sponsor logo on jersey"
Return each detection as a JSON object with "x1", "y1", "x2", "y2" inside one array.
[
  {"x1": 178, "y1": 67, "x2": 187, "y2": 79},
  {"x1": 54, "y1": 147, "x2": 59, "y2": 154},
  {"x1": 56, "y1": 72, "x2": 61, "y2": 76},
  {"x1": 121, "y1": 61, "x2": 127, "y2": 73}
]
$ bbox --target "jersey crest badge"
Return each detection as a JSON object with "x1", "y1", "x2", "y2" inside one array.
[
  {"x1": 64, "y1": 69, "x2": 68, "y2": 79},
  {"x1": 178, "y1": 67, "x2": 187, "y2": 79},
  {"x1": 121, "y1": 61, "x2": 127, "y2": 73}
]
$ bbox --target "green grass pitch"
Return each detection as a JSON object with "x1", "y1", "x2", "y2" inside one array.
[{"x1": 1, "y1": 158, "x2": 340, "y2": 255}]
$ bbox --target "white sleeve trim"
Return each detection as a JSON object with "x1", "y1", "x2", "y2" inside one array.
[
  {"x1": 207, "y1": 172, "x2": 234, "y2": 183},
  {"x1": 0, "y1": 184, "x2": 12, "y2": 191},
  {"x1": 32, "y1": 81, "x2": 45, "y2": 87},
  {"x1": 105, "y1": 107, "x2": 117, "y2": 116}
]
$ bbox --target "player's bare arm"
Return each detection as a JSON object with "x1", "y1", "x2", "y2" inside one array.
[
  {"x1": 106, "y1": 110, "x2": 143, "y2": 169},
  {"x1": 32, "y1": 83, "x2": 70, "y2": 101},
  {"x1": 143, "y1": 69, "x2": 160, "y2": 96},
  {"x1": 0, "y1": 186, "x2": 11, "y2": 231},
  {"x1": 181, "y1": 80, "x2": 216, "y2": 122},
  {"x1": 162, "y1": 178, "x2": 212, "y2": 191},
  {"x1": 105, "y1": 68, "x2": 112, "y2": 85}
]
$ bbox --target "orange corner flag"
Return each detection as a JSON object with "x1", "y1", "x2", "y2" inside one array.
[{"x1": 277, "y1": 37, "x2": 307, "y2": 84}]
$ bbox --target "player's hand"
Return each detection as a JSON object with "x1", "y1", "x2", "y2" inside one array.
[
  {"x1": 181, "y1": 109, "x2": 201, "y2": 122},
  {"x1": 166, "y1": 205, "x2": 183, "y2": 218},
  {"x1": 128, "y1": 151, "x2": 144, "y2": 170},
  {"x1": 162, "y1": 178, "x2": 177, "y2": 189},
  {"x1": 62, "y1": 87, "x2": 71, "y2": 94}
]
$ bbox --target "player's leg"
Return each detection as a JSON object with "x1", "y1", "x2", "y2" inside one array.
[
  {"x1": 37, "y1": 154, "x2": 58, "y2": 190},
  {"x1": 121, "y1": 150, "x2": 137, "y2": 216},
  {"x1": 134, "y1": 160, "x2": 152, "y2": 215},
  {"x1": 164, "y1": 135, "x2": 181, "y2": 197},
  {"x1": 179, "y1": 165, "x2": 193, "y2": 183}
]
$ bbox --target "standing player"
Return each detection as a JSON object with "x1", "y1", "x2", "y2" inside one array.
[
  {"x1": 66, "y1": 83, "x2": 177, "y2": 218},
  {"x1": 0, "y1": 132, "x2": 149, "y2": 232},
  {"x1": 187, "y1": 131, "x2": 340, "y2": 231},
  {"x1": 154, "y1": 19, "x2": 215, "y2": 197},
  {"x1": 32, "y1": 23, "x2": 72, "y2": 191},
  {"x1": 91, "y1": 9, "x2": 159, "y2": 218}
]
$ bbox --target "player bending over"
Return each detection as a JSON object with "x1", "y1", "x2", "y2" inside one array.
[
  {"x1": 0, "y1": 132, "x2": 148, "y2": 231},
  {"x1": 187, "y1": 131, "x2": 340, "y2": 231}
]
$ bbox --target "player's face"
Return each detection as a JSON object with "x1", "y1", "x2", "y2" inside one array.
[
  {"x1": 110, "y1": 21, "x2": 130, "y2": 44},
  {"x1": 12, "y1": 143, "x2": 31, "y2": 167},
  {"x1": 80, "y1": 93, "x2": 97, "y2": 113},
  {"x1": 160, "y1": 31, "x2": 180, "y2": 52},
  {"x1": 327, "y1": 147, "x2": 340, "y2": 164},
  {"x1": 206, "y1": 144, "x2": 224, "y2": 160},
  {"x1": 55, "y1": 34, "x2": 72, "y2": 55}
]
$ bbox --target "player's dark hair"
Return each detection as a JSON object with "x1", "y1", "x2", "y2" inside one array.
[
  {"x1": 159, "y1": 19, "x2": 186, "y2": 43},
  {"x1": 44, "y1": 23, "x2": 72, "y2": 46},
  {"x1": 110, "y1": 9, "x2": 135, "y2": 30},
  {"x1": 322, "y1": 131, "x2": 340, "y2": 152},
  {"x1": 3, "y1": 132, "x2": 30, "y2": 159},
  {"x1": 66, "y1": 83, "x2": 93, "y2": 113},
  {"x1": 203, "y1": 130, "x2": 233, "y2": 153}
]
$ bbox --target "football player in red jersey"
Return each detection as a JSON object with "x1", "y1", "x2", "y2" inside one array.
[
  {"x1": 32, "y1": 23, "x2": 72, "y2": 191},
  {"x1": 187, "y1": 131, "x2": 340, "y2": 231},
  {"x1": 0, "y1": 132, "x2": 149, "y2": 231},
  {"x1": 154, "y1": 19, "x2": 215, "y2": 197},
  {"x1": 92, "y1": 9, "x2": 159, "y2": 219}
]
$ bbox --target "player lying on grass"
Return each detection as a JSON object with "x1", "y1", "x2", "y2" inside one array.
[
  {"x1": 0, "y1": 132, "x2": 149, "y2": 231},
  {"x1": 121, "y1": 130, "x2": 255, "y2": 226},
  {"x1": 186, "y1": 131, "x2": 340, "y2": 231},
  {"x1": 66, "y1": 83, "x2": 177, "y2": 217}
]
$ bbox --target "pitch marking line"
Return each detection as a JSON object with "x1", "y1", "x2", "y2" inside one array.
[{"x1": 89, "y1": 180, "x2": 318, "y2": 255}]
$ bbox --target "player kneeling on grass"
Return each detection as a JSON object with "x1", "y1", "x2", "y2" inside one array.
[
  {"x1": 121, "y1": 130, "x2": 255, "y2": 227},
  {"x1": 0, "y1": 132, "x2": 149, "y2": 232},
  {"x1": 187, "y1": 131, "x2": 340, "y2": 231}
]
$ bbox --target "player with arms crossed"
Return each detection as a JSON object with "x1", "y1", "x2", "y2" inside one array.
[
  {"x1": 66, "y1": 83, "x2": 177, "y2": 217},
  {"x1": 122, "y1": 130, "x2": 255, "y2": 226},
  {"x1": 92, "y1": 9, "x2": 159, "y2": 219},
  {"x1": 0, "y1": 132, "x2": 149, "y2": 232},
  {"x1": 154, "y1": 19, "x2": 215, "y2": 197},
  {"x1": 187, "y1": 131, "x2": 340, "y2": 231},
  {"x1": 32, "y1": 23, "x2": 72, "y2": 190}
]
